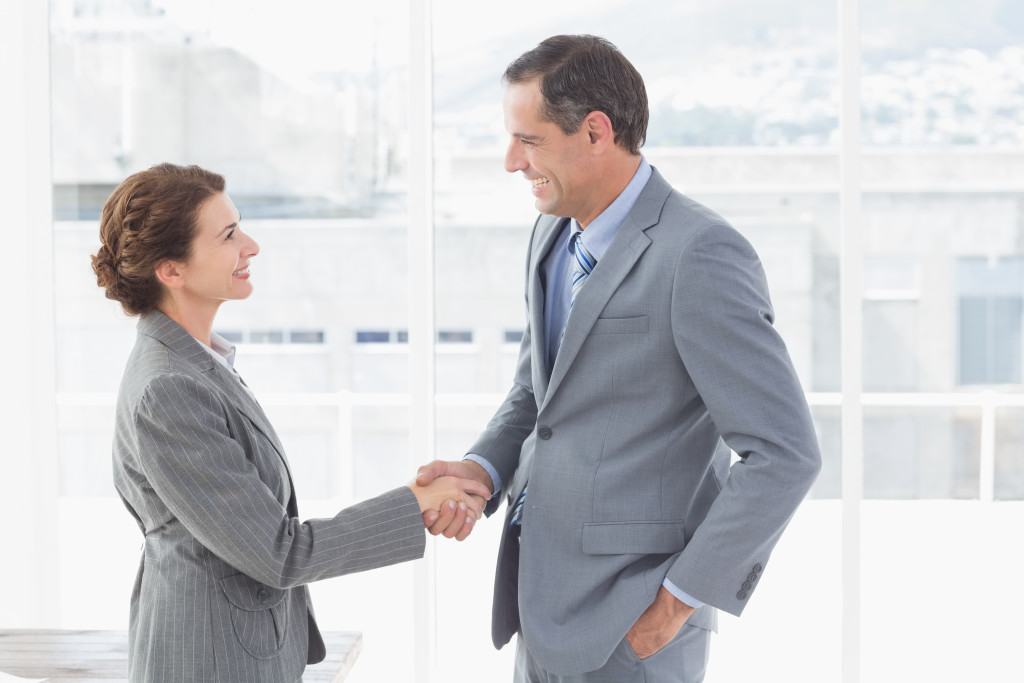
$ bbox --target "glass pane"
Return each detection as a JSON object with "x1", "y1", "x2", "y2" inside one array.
[
  {"x1": 995, "y1": 407, "x2": 1024, "y2": 500},
  {"x1": 863, "y1": 406, "x2": 980, "y2": 499},
  {"x1": 861, "y1": 2, "x2": 1024, "y2": 147},
  {"x1": 810, "y1": 405, "x2": 841, "y2": 499},
  {"x1": 860, "y1": 2, "x2": 1023, "y2": 679},
  {"x1": 860, "y1": 0, "x2": 1024, "y2": 505}
]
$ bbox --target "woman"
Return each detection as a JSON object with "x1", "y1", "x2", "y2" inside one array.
[{"x1": 92, "y1": 163, "x2": 488, "y2": 682}]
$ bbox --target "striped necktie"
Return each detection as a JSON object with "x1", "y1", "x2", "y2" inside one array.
[
  {"x1": 558, "y1": 231, "x2": 597, "y2": 346},
  {"x1": 511, "y1": 231, "x2": 597, "y2": 528},
  {"x1": 569, "y1": 231, "x2": 597, "y2": 307}
]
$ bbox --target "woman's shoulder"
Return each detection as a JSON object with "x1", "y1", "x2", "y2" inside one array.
[{"x1": 117, "y1": 333, "x2": 214, "y2": 408}]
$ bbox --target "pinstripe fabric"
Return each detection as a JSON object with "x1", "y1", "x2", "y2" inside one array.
[{"x1": 112, "y1": 312, "x2": 425, "y2": 682}]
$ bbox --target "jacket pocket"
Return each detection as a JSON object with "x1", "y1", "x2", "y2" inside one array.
[
  {"x1": 591, "y1": 315, "x2": 649, "y2": 334},
  {"x1": 582, "y1": 521, "x2": 687, "y2": 555},
  {"x1": 218, "y1": 573, "x2": 289, "y2": 659}
]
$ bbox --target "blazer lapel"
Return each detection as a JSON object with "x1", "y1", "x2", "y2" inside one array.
[
  {"x1": 140, "y1": 312, "x2": 288, "y2": 463},
  {"x1": 543, "y1": 170, "x2": 671, "y2": 405},
  {"x1": 529, "y1": 215, "x2": 569, "y2": 406}
]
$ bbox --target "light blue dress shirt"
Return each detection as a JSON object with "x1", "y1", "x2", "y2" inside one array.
[{"x1": 467, "y1": 157, "x2": 702, "y2": 609}]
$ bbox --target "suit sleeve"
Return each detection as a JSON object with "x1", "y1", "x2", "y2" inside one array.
[
  {"x1": 664, "y1": 223, "x2": 821, "y2": 615},
  {"x1": 133, "y1": 373, "x2": 425, "y2": 589}
]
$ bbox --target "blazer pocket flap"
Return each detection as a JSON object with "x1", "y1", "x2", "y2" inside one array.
[
  {"x1": 219, "y1": 573, "x2": 286, "y2": 612},
  {"x1": 591, "y1": 315, "x2": 649, "y2": 334},
  {"x1": 582, "y1": 521, "x2": 687, "y2": 555}
]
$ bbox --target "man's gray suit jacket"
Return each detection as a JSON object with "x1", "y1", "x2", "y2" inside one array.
[
  {"x1": 112, "y1": 312, "x2": 425, "y2": 682},
  {"x1": 471, "y1": 167, "x2": 822, "y2": 676}
]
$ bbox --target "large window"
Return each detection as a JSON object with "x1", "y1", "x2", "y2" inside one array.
[
  {"x1": 2, "y1": 1, "x2": 1016, "y2": 682},
  {"x1": 860, "y1": 1, "x2": 1024, "y2": 680}
]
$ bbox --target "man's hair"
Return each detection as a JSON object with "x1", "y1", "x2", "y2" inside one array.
[{"x1": 503, "y1": 34, "x2": 648, "y2": 155}]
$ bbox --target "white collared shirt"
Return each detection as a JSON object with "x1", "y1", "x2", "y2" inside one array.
[{"x1": 203, "y1": 332, "x2": 255, "y2": 401}]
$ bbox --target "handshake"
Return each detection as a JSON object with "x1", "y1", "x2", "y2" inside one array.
[{"x1": 407, "y1": 459, "x2": 494, "y2": 542}]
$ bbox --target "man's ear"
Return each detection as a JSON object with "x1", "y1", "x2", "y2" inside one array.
[
  {"x1": 154, "y1": 259, "x2": 186, "y2": 289},
  {"x1": 584, "y1": 110, "x2": 615, "y2": 151}
]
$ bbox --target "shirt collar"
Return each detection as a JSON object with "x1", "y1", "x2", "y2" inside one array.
[
  {"x1": 567, "y1": 156, "x2": 652, "y2": 260},
  {"x1": 205, "y1": 331, "x2": 237, "y2": 369}
]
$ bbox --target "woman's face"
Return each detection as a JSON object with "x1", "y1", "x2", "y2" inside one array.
[{"x1": 173, "y1": 192, "x2": 259, "y2": 311}]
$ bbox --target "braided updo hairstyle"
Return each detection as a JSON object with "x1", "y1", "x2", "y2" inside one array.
[{"x1": 92, "y1": 163, "x2": 225, "y2": 316}]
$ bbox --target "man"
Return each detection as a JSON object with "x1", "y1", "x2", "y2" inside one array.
[{"x1": 418, "y1": 34, "x2": 821, "y2": 682}]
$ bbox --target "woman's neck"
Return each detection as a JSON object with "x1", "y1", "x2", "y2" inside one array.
[{"x1": 157, "y1": 297, "x2": 220, "y2": 348}]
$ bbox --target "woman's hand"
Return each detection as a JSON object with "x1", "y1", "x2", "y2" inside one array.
[
  {"x1": 415, "y1": 460, "x2": 494, "y2": 541},
  {"x1": 407, "y1": 475, "x2": 490, "y2": 541}
]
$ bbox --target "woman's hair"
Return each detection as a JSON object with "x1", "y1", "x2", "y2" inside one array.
[
  {"x1": 503, "y1": 34, "x2": 649, "y2": 155},
  {"x1": 92, "y1": 163, "x2": 225, "y2": 316}
]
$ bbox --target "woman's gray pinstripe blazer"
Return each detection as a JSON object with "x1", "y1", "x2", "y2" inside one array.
[{"x1": 112, "y1": 312, "x2": 425, "y2": 682}]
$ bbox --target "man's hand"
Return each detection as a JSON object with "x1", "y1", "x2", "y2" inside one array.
[
  {"x1": 625, "y1": 586, "x2": 696, "y2": 659},
  {"x1": 417, "y1": 459, "x2": 493, "y2": 541}
]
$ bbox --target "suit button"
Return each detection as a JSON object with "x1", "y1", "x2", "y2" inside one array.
[
  {"x1": 742, "y1": 581, "x2": 753, "y2": 591},
  {"x1": 753, "y1": 563, "x2": 764, "y2": 573},
  {"x1": 257, "y1": 588, "x2": 269, "y2": 603},
  {"x1": 538, "y1": 426, "x2": 553, "y2": 440},
  {"x1": 737, "y1": 591, "x2": 748, "y2": 600},
  {"x1": 747, "y1": 572, "x2": 759, "y2": 582}
]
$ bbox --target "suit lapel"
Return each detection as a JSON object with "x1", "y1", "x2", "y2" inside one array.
[
  {"x1": 140, "y1": 312, "x2": 289, "y2": 467},
  {"x1": 542, "y1": 170, "x2": 670, "y2": 406},
  {"x1": 529, "y1": 215, "x2": 569, "y2": 405}
]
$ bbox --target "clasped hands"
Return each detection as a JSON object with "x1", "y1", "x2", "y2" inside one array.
[{"x1": 408, "y1": 459, "x2": 493, "y2": 542}]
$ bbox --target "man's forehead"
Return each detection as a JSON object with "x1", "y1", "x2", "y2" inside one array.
[{"x1": 503, "y1": 83, "x2": 548, "y2": 130}]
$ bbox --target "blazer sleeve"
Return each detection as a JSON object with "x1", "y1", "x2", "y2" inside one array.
[
  {"x1": 133, "y1": 372, "x2": 425, "y2": 589},
  {"x1": 664, "y1": 222, "x2": 822, "y2": 615}
]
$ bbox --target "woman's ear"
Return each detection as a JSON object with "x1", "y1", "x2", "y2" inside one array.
[{"x1": 154, "y1": 259, "x2": 185, "y2": 289}]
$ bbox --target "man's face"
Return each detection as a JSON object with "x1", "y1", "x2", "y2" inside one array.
[{"x1": 503, "y1": 80, "x2": 602, "y2": 226}]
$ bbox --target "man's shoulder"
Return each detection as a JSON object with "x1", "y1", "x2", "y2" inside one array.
[
  {"x1": 648, "y1": 188, "x2": 734, "y2": 240},
  {"x1": 638, "y1": 167, "x2": 730, "y2": 231}
]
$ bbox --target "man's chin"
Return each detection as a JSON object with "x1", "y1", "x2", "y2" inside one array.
[{"x1": 534, "y1": 199, "x2": 559, "y2": 216}]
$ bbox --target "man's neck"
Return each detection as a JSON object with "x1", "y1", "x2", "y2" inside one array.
[{"x1": 577, "y1": 154, "x2": 642, "y2": 230}]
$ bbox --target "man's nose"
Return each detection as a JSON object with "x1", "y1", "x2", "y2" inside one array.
[{"x1": 504, "y1": 139, "x2": 526, "y2": 174}]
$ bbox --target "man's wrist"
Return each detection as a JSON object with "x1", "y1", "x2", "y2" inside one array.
[
  {"x1": 462, "y1": 454, "x2": 498, "y2": 497},
  {"x1": 661, "y1": 578, "x2": 704, "y2": 609},
  {"x1": 657, "y1": 585, "x2": 697, "y2": 620}
]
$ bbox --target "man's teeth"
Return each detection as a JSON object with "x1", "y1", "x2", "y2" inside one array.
[
  {"x1": 234, "y1": 267, "x2": 249, "y2": 275},
  {"x1": 531, "y1": 177, "x2": 550, "y2": 188}
]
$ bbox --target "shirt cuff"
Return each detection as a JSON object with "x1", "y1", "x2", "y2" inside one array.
[
  {"x1": 463, "y1": 454, "x2": 502, "y2": 500},
  {"x1": 662, "y1": 578, "x2": 705, "y2": 609}
]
